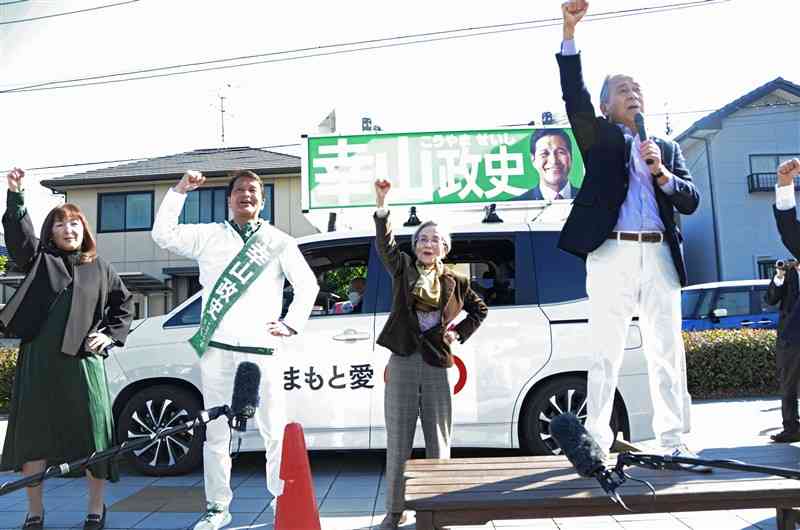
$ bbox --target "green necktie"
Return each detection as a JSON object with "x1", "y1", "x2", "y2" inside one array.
[{"x1": 239, "y1": 221, "x2": 258, "y2": 241}]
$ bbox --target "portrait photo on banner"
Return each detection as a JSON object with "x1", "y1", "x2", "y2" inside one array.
[
  {"x1": 302, "y1": 127, "x2": 586, "y2": 211},
  {"x1": 512, "y1": 127, "x2": 583, "y2": 202}
]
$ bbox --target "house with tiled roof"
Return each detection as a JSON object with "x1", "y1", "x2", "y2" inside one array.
[
  {"x1": 676, "y1": 77, "x2": 800, "y2": 285},
  {"x1": 36, "y1": 146, "x2": 318, "y2": 318}
]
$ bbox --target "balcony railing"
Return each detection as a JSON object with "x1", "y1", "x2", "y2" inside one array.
[{"x1": 746, "y1": 172, "x2": 800, "y2": 193}]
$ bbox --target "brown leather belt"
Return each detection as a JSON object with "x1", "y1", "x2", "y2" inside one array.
[{"x1": 609, "y1": 231, "x2": 665, "y2": 243}]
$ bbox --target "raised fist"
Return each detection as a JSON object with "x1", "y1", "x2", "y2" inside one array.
[
  {"x1": 175, "y1": 170, "x2": 206, "y2": 194},
  {"x1": 777, "y1": 159, "x2": 800, "y2": 188},
  {"x1": 374, "y1": 178, "x2": 391, "y2": 207},
  {"x1": 562, "y1": 0, "x2": 589, "y2": 28},
  {"x1": 6, "y1": 167, "x2": 24, "y2": 192}
]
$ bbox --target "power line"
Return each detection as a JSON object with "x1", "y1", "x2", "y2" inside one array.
[
  {"x1": 0, "y1": 0, "x2": 140, "y2": 26},
  {"x1": 4, "y1": 98, "x2": 795, "y2": 175},
  {"x1": 505, "y1": 101, "x2": 800, "y2": 127},
  {"x1": 8, "y1": 109, "x2": 800, "y2": 177},
  {"x1": 9, "y1": 104, "x2": 796, "y2": 174},
  {"x1": 23, "y1": 1, "x2": 711, "y2": 84},
  {"x1": 0, "y1": 0, "x2": 731, "y2": 93},
  {"x1": 2, "y1": 0, "x2": 728, "y2": 91},
  {"x1": 7, "y1": 101, "x2": 799, "y2": 174},
  {"x1": 0, "y1": 143, "x2": 300, "y2": 174},
  {"x1": 0, "y1": 0, "x2": 30, "y2": 6},
  {"x1": 2, "y1": 157, "x2": 148, "y2": 173},
  {"x1": 654, "y1": 100, "x2": 800, "y2": 118}
]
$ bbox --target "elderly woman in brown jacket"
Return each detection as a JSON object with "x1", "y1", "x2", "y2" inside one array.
[{"x1": 373, "y1": 178, "x2": 488, "y2": 529}]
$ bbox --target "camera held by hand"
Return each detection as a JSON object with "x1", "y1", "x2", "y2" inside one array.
[{"x1": 776, "y1": 259, "x2": 799, "y2": 272}]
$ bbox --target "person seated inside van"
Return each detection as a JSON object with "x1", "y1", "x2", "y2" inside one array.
[
  {"x1": 332, "y1": 277, "x2": 366, "y2": 314},
  {"x1": 474, "y1": 269, "x2": 497, "y2": 305}
]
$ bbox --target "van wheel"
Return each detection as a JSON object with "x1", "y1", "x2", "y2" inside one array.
[
  {"x1": 116, "y1": 385, "x2": 204, "y2": 476},
  {"x1": 519, "y1": 376, "x2": 621, "y2": 455}
]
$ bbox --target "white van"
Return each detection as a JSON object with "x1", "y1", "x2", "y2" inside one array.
[{"x1": 106, "y1": 204, "x2": 686, "y2": 475}]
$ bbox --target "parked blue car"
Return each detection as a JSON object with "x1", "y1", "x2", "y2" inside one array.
[{"x1": 682, "y1": 280, "x2": 778, "y2": 331}]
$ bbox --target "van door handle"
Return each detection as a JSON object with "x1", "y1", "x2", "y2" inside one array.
[{"x1": 333, "y1": 329, "x2": 371, "y2": 342}]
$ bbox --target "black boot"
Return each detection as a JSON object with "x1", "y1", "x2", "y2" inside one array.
[
  {"x1": 22, "y1": 512, "x2": 44, "y2": 530},
  {"x1": 771, "y1": 430, "x2": 800, "y2": 443}
]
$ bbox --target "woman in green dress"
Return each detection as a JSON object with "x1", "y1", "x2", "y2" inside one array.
[{"x1": 0, "y1": 168, "x2": 133, "y2": 530}]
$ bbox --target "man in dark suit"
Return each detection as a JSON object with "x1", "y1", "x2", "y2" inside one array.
[
  {"x1": 765, "y1": 259, "x2": 800, "y2": 442},
  {"x1": 771, "y1": 157, "x2": 800, "y2": 442},
  {"x1": 515, "y1": 128, "x2": 580, "y2": 201},
  {"x1": 556, "y1": 1, "x2": 703, "y2": 469}
]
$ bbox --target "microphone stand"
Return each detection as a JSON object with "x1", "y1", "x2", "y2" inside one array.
[
  {"x1": 617, "y1": 452, "x2": 800, "y2": 479},
  {"x1": 0, "y1": 405, "x2": 232, "y2": 496},
  {"x1": 601, "y1": 452, "x2": 800, "y2": 510}
]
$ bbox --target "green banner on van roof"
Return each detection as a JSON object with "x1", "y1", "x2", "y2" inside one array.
[{"x1": 301, "y1": 127, "x2": 585, "y2": 211}]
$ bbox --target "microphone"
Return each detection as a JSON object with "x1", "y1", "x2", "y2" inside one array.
[
  {"x1": 230, "y1": 362, "x2": 261, "y2": 432},
  {"x1": 550, "y1": 413, "x2": 628, "y2": 506},
  {"x1": 634, "y1": 113, "x2": 654, "y2": 166},
  {"x1": 550, "y1": 413, "x2": 606, "y2": 478}
]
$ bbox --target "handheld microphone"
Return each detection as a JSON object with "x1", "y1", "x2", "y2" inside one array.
[
  {"x1": 230, "y1": 362, "x2": 261, "y2": 432},
  {"x1": 634, "y1": 113, "x2": 654, "y2": 166}
]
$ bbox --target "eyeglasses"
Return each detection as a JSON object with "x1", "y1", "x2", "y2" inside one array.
[{"x1": 417, "y1": 236, "x2": 443, "y2": 246}]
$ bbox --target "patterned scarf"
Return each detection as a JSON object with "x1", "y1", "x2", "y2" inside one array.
[{"x1": 413, "y1": 260, "x2": 444, "y2": 312}]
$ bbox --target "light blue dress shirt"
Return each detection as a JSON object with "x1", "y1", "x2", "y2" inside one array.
[{"x1": 561, "y1": 39, "x2": 676, "y2": 232}]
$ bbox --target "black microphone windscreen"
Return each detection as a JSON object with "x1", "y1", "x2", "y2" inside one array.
[
  {"x1": 550, "y1": 413, "x2": 606, "y2": 478},
  {"x1": 231, "y1": 362, "x2": 261, "y2": 417},
  {"x1": 634, "y1": 113, "x2": 647, "y2": 143}
]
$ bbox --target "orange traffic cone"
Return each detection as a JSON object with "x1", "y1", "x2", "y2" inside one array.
[{"x1": 275, "y1": 422, "x2": 321, "y2": 530}]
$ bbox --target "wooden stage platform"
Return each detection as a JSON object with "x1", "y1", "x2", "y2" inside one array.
[{"x1": 405, "y1": 444, "x2": 800, "y2": 529}]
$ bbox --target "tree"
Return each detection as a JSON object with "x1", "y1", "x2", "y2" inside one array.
[{"x1": 323, "y1": 265, "x2": 367, "y2": 298}]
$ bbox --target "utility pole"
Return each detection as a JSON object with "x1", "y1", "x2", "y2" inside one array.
[
  {"x1": 219, "y1": 94, "x2": 227, "y2": 145},
  {"x1": 664, "y1": 101, "x2": 673, "y2": 137}
]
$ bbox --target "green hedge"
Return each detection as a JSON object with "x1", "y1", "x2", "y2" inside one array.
[
  {"x1": 0, "y1": 347, "x2": 18, "y2": 412},
  {"x1": 0, "y1": 330, "x2": 783, "y2": 411},
  {"x1": 684, "y1": 328, "x2": 778, "y2": 400}
]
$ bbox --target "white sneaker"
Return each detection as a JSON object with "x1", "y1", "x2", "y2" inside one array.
[
  {"x1": 194, "y1": 504, "x2": 232, "y2": 530},
  {"x1": 668, "y1": 444, "x2": 712, "y2": 473}
]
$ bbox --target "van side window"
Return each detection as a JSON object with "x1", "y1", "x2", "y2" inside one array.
[
  {"x1": 397, "y1": 236, "x2": 516, "y2": 307},
  {"x1": 447, "y1": 237, "x2": 516, "y2": 307},
  {"x1": 164, "y1": 297, "x2": 201, "y2": 327},
  {"x1": 292, "y1": 242, "x2": 371, "y2": 317},
  {"x1": 532, "y1": 231, "x2": 587, "y2": 304}
]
